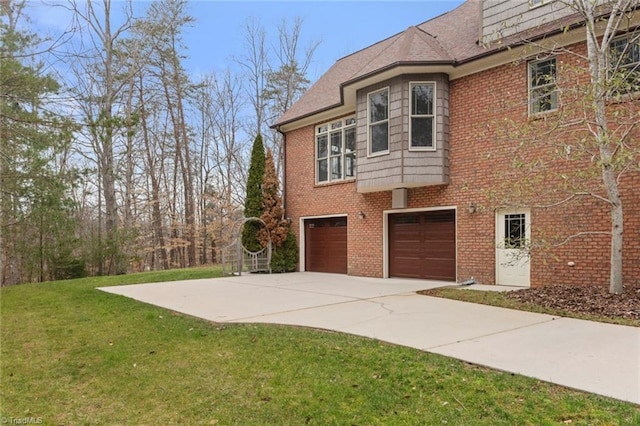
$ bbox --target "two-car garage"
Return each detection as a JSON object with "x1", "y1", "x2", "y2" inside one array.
[{"x1": 303, "y1": 209, "x2": 456, "y2": 281}]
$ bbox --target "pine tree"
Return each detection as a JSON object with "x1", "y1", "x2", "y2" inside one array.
[
  {"x1": 0, "y1": 0, "x2": 79, "y2": 284},
  {"x1": 242, "y1": 133, "x2": 265, "y2": 251},
  {"x1": 270, "y1": 228, "x2": 299, "y2": 273}
]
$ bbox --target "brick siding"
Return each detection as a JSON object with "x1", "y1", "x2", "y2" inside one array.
[{"x1": 284, "y1": 41, "x2": 640, "y2": 287}]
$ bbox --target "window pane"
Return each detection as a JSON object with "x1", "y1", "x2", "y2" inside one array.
[
  {"x1": 371, "y1": 122, "x2": 388, "y2": 153},
  {"x1": 316, "y1": 117, "x2": 356, "y2": 182},
  {"x1": 345, "y1": 153, "x2": 356, "y2": 178},
  {"x1": 330, "y1": 131, "x2": 342, "y2": 155},
  {"x1": 611, "y1": 38, "x2": 640, "y2": 67},
  {"x1": 529, "y1": 58, "x2": 557, "y2": 113},
  {"x1": 369, "y1": 90, "x2": 388, "y2": 123},
  {"x1": 345, "y1": 127, "x2": 356, "y2": 153},
  {"x1": 317, "y1": 134, "x2": 327, "y2": 158},
  {"x1": 531, "y1": 87, "x2": 557, "y2": 113},
  {"x1": 330, "y1": 156, "x2": 342, "y2": 180},
  {"x1": 530, "y1": 59, "x2": 555, "y2": 87},
  {"x1": 412, "y1": 84, "x2": 433, "y2": 115},
  {"x1": 610, "y1": 37, "x2": 640, "y2": 95},
  {"x1": 505, "y1": 214, "x2": 526, "y2": 248},
  {"x1": 317, "y1": 159, "x2": 328, "y2": 182},
  {"x1": 411, "y1": 117, "x2": 433, "y2": 148}
]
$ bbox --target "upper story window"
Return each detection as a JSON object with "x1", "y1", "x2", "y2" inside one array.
[
  {"x1": 410, "y1": 82, "x2": 436, "y2": 150},
  {"x1": 368, "y1": 88, "x2": 389, "y2": 155},
  {"x1": 528, "y1": 57, "x2": 557, "y2": 115},
  {"x1": 316, "y1": 117, "x2": 356, "y2": 184},
  {"x1": 609, "y1": 34, "x2": 640, "y2": 94}
]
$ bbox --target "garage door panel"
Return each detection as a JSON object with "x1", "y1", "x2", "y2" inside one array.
[
  {"x1": 423, "y1": 224, "x2": 454, "y2": 239},
  {"x1": 305, "y1": 218, "x2": 348, "y2": 274},
  {"x1": 392, "y1": 230, "x2": 422, "y2": 242},
  {"x1": 393, "y1": 241, "x2": 422, "y2": 255},
  {"x1": 392, "y1": 259, "x2": 422, "y2": 278},
  {"x1": 389, "y1": 210, "x2": 456, "y2": 281},
  {"x1": 423, "y1": 246, "x2": 455, "y2": 259},
  {"x1": 424, "y1": 261, "x2": 456, "y2": 280}
]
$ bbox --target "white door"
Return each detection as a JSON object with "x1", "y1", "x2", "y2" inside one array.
[{"x1": 496, "y1": 210, "x2": 531, "y2": 287}]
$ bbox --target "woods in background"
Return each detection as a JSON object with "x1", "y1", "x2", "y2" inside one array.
[{"x1": 0, "y1": 0, "x2": 316, "y2": 285}]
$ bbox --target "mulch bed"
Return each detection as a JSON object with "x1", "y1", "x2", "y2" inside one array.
[{"x1": 506, "y1": 285, "x2": 640, "y2": 320}]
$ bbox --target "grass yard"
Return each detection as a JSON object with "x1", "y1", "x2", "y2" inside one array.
[{"x1": 1, "y1": 268, "x2": 639, "y2": 425}]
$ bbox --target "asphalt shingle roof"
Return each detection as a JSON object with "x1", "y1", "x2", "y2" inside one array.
[
  {"x1": 275, "y1": 0, "x2": 483, "y2": 127},
  {"x1": 273, "y1": 0, "x2": 605, "y2": 127}
]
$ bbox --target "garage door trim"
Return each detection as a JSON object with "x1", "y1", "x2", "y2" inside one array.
[{"x1": 383, "y1": 206, "x2": 458, "y2": 280}]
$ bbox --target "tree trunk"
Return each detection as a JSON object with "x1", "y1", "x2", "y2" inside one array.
[
  {"x1": 138, "y1": 75, "x2": 169, "y2": 270},
  {"x1": 158, "y1": 55, "x2": 196, "y2": 268},
  {"x1": 601, "y1": 151, "x2": 624, "y2": 294},
  {"x1": 585, "y1": 18, "x2": 625, "y2": 294}
]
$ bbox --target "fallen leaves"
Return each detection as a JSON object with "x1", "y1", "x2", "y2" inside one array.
[{"x1": 506, "y1": 285, "x2": 640, "y2": 320}]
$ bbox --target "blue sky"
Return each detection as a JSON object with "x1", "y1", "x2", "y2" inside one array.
[
  {"x1": 28, "y1": 0, "x2": 464, "y2": 83},
  {"x1": 181, "y1": 1, "x2": 464, "y2": 81}
]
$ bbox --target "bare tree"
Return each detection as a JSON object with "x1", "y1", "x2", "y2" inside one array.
[
  {"x1": 490, "y1": 0, "x2": 639, "y2": 294},
  {"x1": 263, "y1": 17, "x2": 320, "y2": 178},
  {"x1": 573, "y1": 0, "x2": 638, "y2": 294},
  {"x1": 192, "y1": 71, "x2": 248, "y2": 257},
  {"x1": 235, "y1": 17, "x2": 268, "y2": 137},
  {"x1": 139, "y1": 0, "x2": 197, "y2": 267},
  {"x1": 69, "y1": 0, "x2": 133, "y2": 275}
]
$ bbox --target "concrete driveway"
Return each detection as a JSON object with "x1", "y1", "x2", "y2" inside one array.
[{"x1": 99, "y1": 272, "x2": 640, "y2": 405}]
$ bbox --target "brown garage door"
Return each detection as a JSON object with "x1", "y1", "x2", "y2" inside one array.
[
  {"x1": 389, "y1": 210, "x2": 456, "y2": 281},
  {"x1": 305, "y1": 217, "x2": 348, "y2": 274}
]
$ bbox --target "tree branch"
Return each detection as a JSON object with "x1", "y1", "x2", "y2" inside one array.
[
  {"x1": 550, "y1": 231, "x2": 611, "y2": 247},
  {"x1": 532, "y1": 191, "x2": 613, "y2": 208}
]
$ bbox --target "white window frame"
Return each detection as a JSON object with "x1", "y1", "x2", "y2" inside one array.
[
  {"x1": 367, "y1": 87, "x2": 390, "y2": 157},
  {"x1": 409, "y1": 81, "x2": 437, "y2": 152},
  {"x1": 528, "y1": 56, "x2": 557, "y2": 116},
  {"x1": 315, "y1": 116, "x2": 356, "y2": 185},
  {"x1": 609, "y1": 33, "x2": 640, "y2": 95}
]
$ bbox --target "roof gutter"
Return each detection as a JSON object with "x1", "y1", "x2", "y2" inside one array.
[
  {"x1": 275, "y1": 125, "x2": 288, "y2": 217},
  {"x1": 271, "y1": 61, "x2": 454, "y2": 130},
  {"x1": 273, "y1": 6, "x2": 639, "y2": 131}
]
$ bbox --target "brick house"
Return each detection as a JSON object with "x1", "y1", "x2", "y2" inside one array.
[{"x1": 272, "y1": 0, "x2": 640, "y2": 287}]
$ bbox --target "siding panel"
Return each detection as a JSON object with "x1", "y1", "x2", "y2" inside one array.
[{"x1": 356, "y1": 74, "x2": 450, "y2": 192}]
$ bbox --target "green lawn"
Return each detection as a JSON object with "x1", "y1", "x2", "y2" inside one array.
[{"x1": 1, "y1": 268, "x2": 638, "y2": 425}]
